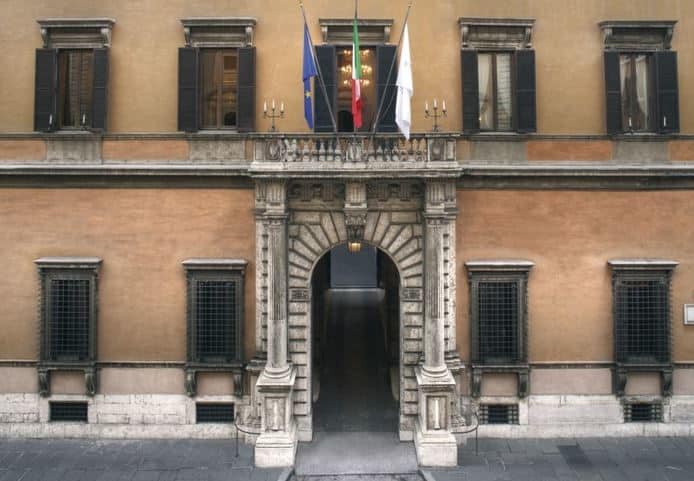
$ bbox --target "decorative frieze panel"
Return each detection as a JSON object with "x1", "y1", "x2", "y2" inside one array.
[
  {"x1": 319, "y1": 18, "x2": 392, "y2": 45},
  {"x1": 600, "y1": 20, "x2": 676, "y2": 51},
  {"x1": 38, "y1": 18, "x2": 115, "y2": 49},
  {"x1": 459, "y1": 17, "x2": 534, "y2": 50},
  {"x1": 181, "y1": 18, "x2": 256, "y2": 47}
]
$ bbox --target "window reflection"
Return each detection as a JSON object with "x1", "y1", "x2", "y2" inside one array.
[{"x1": 200, "y1": 49, "x2": 238, "y2": 129}]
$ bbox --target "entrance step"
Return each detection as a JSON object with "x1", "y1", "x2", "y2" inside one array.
[
  {"x1": 291, "y1": 474, "x2": 423, "y2": 481},
  {"x1": 295, "y1": 432, "x2": 418, "y2": 476}
]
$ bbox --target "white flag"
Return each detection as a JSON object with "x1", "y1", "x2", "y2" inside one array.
[{"x1": 396, "y1": 23, "x2": 413, "y2": 140}]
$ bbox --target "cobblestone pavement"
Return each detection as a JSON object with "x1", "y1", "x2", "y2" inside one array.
[{"x1": 2, "y1": 437, "x2": 694, "y2": 481}]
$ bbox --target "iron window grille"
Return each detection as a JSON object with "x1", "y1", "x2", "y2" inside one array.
[
  {"x1": 624, "y1": 402, "x2": 663, "y2": 423},
  {"x1": 609, "y1": 259, "x2": 677, "y2": 398},
  {"x1": 36, "y1": 257, "x2": 101, "y2": 397},
  {"x1": 479, "y1": 404, "x2": 519, "y2": 425},
  {"x1": 49, "y1": 401, "x2": 89, "y2": 422},
  {"x1": 466, "y1": 261, "x2": 533, "y2": 399},
  {"x1": 196, "y1": 403, "x2": 235, "y2": 423},
  {"x1": 183, "y1": 259, "x2": 247, "y2": 397}
]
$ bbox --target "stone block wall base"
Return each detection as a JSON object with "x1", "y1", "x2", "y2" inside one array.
[
  {"x1": 414, "y1": 419, "x2": 457, "y2": 467},
  {"x1": 254, "y1": 423, "x2": 298, "y2": 468}
]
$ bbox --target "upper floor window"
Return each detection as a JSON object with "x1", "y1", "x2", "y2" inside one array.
[
  {"x1": 178, "y1": 18, "x2": 256, "y2": 133},
  {"x1": 459, "y1": 18, "x2": 536, "y2": 134},
  {"x1": 314, "y1": 19, "x2": 396, "y2": 133},
  {"x1": 34, "y1": 18, "x2": 113, "y2": 132},
  {"x1": 601, "y1": 21, "x2": 679, "y2": 135},
  {"x1": 609, "y1": 259, "x2": 677, "y2": 365},
  {"x1": 199, "y1": 49, "x2": 238, "y2": 129}
]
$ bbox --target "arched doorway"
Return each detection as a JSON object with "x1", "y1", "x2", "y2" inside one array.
[{"x1": 310, "y1": 243, "x2": 401, "y2": 433}]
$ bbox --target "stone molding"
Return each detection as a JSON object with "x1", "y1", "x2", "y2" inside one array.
[
  {"x1": 459, "y1": 17, "x2": 535, "y2": 50},
  {"x1": 181, "y1": 17, "x2": 257, "y2": 47},
  {"x1": 599, "y1": 20, "x2": 677, "y2": 51},
  {"x1": 319, "y1": 18, "x2": 392, "y2": 45},
  {"x1": 37, "y1": 18, "x2": 115, "y2": 49}
]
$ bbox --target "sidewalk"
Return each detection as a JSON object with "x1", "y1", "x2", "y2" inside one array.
[{"x1": 1, "y1": 437, "x2": 693, "y2": 480}]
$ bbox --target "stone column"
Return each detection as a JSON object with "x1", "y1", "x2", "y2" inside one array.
[
  {"x1": 414, "y1": 181, "x2": 457, "y2": 467},
  {"x1": 255, "y1": 180, "x2": 298, "y2": 467}
]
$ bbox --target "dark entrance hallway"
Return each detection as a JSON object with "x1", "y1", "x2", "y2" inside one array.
[
  {"x1": 297, "y1": 245, "x2": 416, "y2": 475},
  {"x1": 311, "y1": 244, "x2": 401, "y2": 433}
]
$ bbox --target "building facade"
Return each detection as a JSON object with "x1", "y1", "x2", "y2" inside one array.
[{"x1": 2, "y1": 0, "x2": 694, "y2": 468}]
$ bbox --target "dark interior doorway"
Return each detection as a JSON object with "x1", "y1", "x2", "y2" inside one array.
[{"x1": 311, "y1": 244, "x2": 400, "y2": 433}]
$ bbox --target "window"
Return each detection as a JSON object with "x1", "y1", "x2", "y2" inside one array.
[
  {"x1": 466, "y1": 260, "x2": 533, "y2": 398},
  {"x1": 609, "y1": 260, "x2": 676, "y2": 398},
  {"x1": 479, "y1": 404, "x2": 519, "y2": 425},
  {"x1": 478, "y1": 52, "x2": 514, "y2": 131},
  {"x1": 199, "y1": 49, "x2": 238, "y2": 129},
  {"x1": 619, "y1": 54, "x2": 652, "y2": 132},
  {"x1": 609, "y1": 260, "x2": 676, "y2": 365},
  {"x1": 459, "y1": 18, "x2": 536, "y2": 134},
  {"x1": 196, "y1": 403, "x2": 235, "y2": 423},
  {"x1": 49, "y1": 401, "x2": 88, "y2": 422},
  {"x1": 624, "y1": 402, "x2": 662, "y2": 423},
  {"x1": 314, "y1": 19, "x2": 397, "y2": 133},
  {"x1": 183, "y1": 259, "x2": 247, "y2": 397},
  {"x1": 34, "y1": 19, "x2": 113, "y2": 132},
  {"x1": 57, "y1": 50, "x2": 95, "y2": 129},
  {"x1": 601, "y1": 21, "x2": 679, "y2": 135},
  {"x1": 178, "y1": 18, "x2": 256, "y2": 133},
  {"x1": 35, "y1": 257, "x2": 101, "y2": 397}
]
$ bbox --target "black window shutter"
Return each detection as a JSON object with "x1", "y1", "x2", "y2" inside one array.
[
  {"x1": 178, "y1": 47, "x2": 199, "y2": 132},
  {"x1": 461, "y1": 50, "x2": 479, "y2": 133},
  {"x1": 604, "y1": 51, "x2": 622, "y2": 135},
  {"x1": 237, "y1": 47, "x2": 256, "y2": 133},
  {"x1": 314, "y1": 45, "x2": 336, "y2": 133},
  {"x1": 34, "y1": 49, "x2": 57, "y2": 132},
  {"x1": 515, "y1": 50, "x2": 536, "y2": 133},
  {"x1": 91, "y1": 48, "x2": 109, "y2": 131},
  {"x1": 376, "y1": 45, "x2": 398, "y2": 132},
  {"x1": 655, "y1": 51, "x2": 679, "y2": 134}
]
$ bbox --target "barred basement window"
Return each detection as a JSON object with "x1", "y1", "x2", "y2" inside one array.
[
  {"x1": 196, "y1": 403, "x2": 235, "y2": 423},
  {"x1": 50, "y1": 401, "x2": 88, "y2": 422},
  {"x1": 479, "y1": 404, "x2": 519, "y2": 424},
  {"x1": 624, "y1": 402, "x2": 662, "y2": 423},
  {"x1": 36, "y1": 258, "x2": 101, "y2": 364}
]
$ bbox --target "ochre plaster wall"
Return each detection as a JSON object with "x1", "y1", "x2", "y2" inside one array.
[
  {"x1": 1, "y1": 0, "x2": 694, "y2": 134},
  {"x1": 456, "y1": 190, "x2": 694, "y2": 363},
  {"x1": 0, "y1": 188, "x2": 256, "y2": 362}
]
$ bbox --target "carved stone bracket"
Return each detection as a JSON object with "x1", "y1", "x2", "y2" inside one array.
[
  {"x1": 662, "y1": 368, "x2": 673, "y2": 397},
  {"x1": 471, "y1": 366, "x2": 530, "y2": 399},
  {"x1": 185, "y1": 369, "x2": 197, "y2": 397},
  {"x1": 85, "y1": 367, "x2": 97, "y2": 396},
  {"x1": 38, "y1": 368, "x2": 50, "y2": 398}
]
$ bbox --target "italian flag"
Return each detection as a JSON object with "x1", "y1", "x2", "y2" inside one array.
[{"x1": 351, "y1": 18, "x2": 363, "y2": 129}]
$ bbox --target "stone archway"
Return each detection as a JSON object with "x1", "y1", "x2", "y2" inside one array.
[{"x1": 252, "y1": 179, "x2": 459, "y2": 467}]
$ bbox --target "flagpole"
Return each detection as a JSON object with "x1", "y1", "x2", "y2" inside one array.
[
  {"x1": 353, "y1": 0, "x2": 358, "y2": 134},
  {"x1": 371, "y1": 1, "x2": 414, "y2": 134},
  {"x1": 300, "y1": 1, "x2": 338, "y2": 134}
]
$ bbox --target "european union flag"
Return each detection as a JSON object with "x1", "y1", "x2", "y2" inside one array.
[{"x1": 303, "y1": 23, "x2": 318, "y2": 129}]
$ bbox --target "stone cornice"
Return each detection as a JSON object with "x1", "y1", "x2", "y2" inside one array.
[{"x1": 37, "y1": 18, "x2": 115, "y2": 48}]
